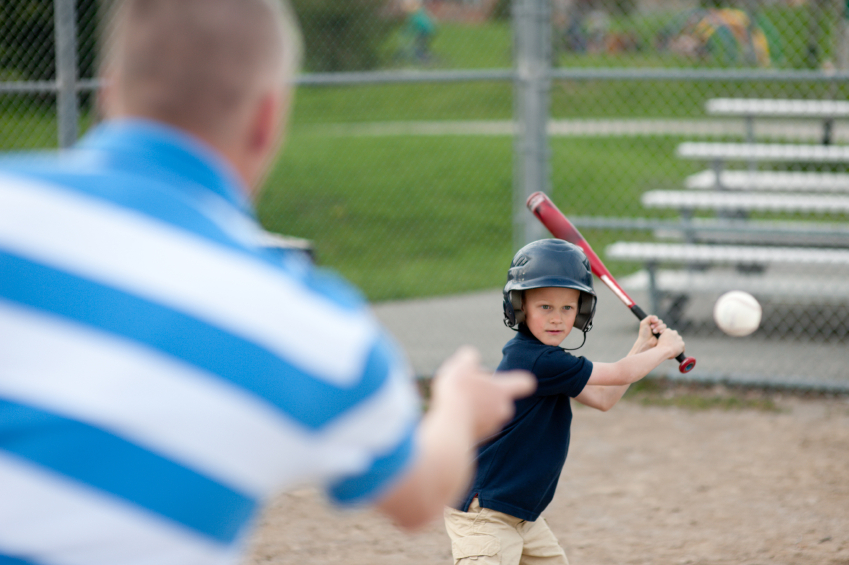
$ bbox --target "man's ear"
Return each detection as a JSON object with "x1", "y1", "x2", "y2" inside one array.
[
  {"x1": 249, "y1": 90, "x2": 284, "y2": 156},
  {"x1": 241, "y1": 88, "x2": 290, "y2": 194}
]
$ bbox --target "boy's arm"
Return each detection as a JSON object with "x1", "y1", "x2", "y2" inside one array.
[
  {"x1": 575, "y1": 316, "x2": 681, "y2": 411},
  {"x1": 374, "y1": 347, "x2": 535, "y2": 530}
]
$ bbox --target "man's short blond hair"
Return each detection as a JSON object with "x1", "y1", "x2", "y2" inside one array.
[{"x1": 100, "y1": 0, "x2": 302, "y2": 137}]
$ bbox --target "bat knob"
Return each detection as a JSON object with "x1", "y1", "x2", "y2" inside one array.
[
  {"x1": 678, "y1": 356, "x2": 696, "y2": 374},
  {"x1": 526, "y1": 191, "x2": 547, "y2": 212}
]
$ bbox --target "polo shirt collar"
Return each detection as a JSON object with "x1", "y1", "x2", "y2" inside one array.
[{"x1": 77, "y1": 119, "x2": 254, "y2": 217}]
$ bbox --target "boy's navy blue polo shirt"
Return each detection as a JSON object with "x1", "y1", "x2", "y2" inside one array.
[{"x1": 458, "y1": 327, "x2": 593, "y2": 522}]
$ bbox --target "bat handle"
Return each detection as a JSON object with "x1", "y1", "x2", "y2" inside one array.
[{"x1": 630, "y1": 305, "x2": 696, "y2": 374}]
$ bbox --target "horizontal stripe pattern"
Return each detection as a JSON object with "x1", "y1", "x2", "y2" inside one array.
[
  {"x1": 0, "y1": 554, "x2": 37, "y2": 565},
  {"x1": 0, "y1": 252, "x2": 394, "y2": 430},
  {"x1": 0, "y1": 453, "x2": 231, "y2": 565},
  {"x1": 0, "y1": 174, "x2": 374, "y2": 387},
  {"x1": 0, "y1": 300, "x2": 419, "y2": 498},
  {"x1": 0, "y1": 399, "x2": 255, "y2": 543},
  {"x1": 329, "y1": 423, "x2": 417, "y2": 503}
]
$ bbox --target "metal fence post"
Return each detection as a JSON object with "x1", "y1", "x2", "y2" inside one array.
[
  {"x1": 55, "y1": 0, "x2": 79, "y2": 149},
  {"x1": 838, "y1": 0, "x2": 849, "y2": 70},
  {"x1": 512, "y1": 0, "x2": 551, "y2": 250}
]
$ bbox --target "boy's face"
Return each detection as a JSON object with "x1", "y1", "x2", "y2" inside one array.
[{"x1": 522, "y1": 286, "x2": 581, "y2": 346}]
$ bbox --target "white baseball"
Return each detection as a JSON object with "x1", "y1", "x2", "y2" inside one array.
[{"x1": 713, "y1": 290, "x2": 762, "y2": 337}]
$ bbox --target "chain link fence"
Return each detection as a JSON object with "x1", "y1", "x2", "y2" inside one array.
[{"x1": 2, "y1": 0, "x2": 849, "y2": 391}]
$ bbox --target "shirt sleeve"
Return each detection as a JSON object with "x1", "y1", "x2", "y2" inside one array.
[
  {"x1": 323, "y1": 329, "x2": 422, "y2": 507},
  {"x1": 531, "y1": 348, "x2": 593, "y2": 397},
  {"x1": 327, "y1": 423, "x2": 418, "y2": 504}
]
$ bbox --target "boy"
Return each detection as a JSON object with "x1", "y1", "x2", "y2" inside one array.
[{"x1": 444, "y1": 238, "x2": 686, "y2": 565}]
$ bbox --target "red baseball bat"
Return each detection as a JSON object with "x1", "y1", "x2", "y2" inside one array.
[{"x1": 526, "y1": 191, "x2": 695, "y2": 374}]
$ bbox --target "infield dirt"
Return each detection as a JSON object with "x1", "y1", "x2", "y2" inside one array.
[{"x1": 245, "y1": 389, "x2": 849, "y2": 565}]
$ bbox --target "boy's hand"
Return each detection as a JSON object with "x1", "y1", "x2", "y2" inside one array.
[
  {"x1": 657, "y1": 327, "x2": 686, "y2": 359},
  {"x1": 430, "y1": 346, "x2": 536, "y2": 441},
  {"x1": 632, "y1": 315, "x2": 667, "y2": 353}
]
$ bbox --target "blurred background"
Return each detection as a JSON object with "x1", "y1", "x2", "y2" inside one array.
[{"x1": 3, "y1": 0, "x2": 849, "y2": 390}]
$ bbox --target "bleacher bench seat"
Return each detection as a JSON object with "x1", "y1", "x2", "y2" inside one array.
[
  {"x1": 706, "y1": 98, "x2": 849, "y2": 120},
  {"x1": 641, "y1": 190, "x2": 849, "y2": 214},
  {"x1": 677, "y1": 142, "x2": 849, "y2": 164},
  {"x1": 685, "y1": 170, "x2": 849, "y2": 192},
  {"x1": 606, "y1": 242, "x2": 849, "y2": 267},
  {"x1": 649, "y1": 218, "x2": 849, "y2": 247}
]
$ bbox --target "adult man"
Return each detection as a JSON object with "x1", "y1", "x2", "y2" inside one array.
[{"x1": 0, "y1": 1, "x2": 534, "y2": 563}]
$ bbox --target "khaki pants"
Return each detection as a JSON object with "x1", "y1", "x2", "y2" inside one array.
[{"x1": 444, "y1": 498, "x2": 569, "y2": 565}]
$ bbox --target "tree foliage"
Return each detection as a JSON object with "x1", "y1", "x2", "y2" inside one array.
[{"x1": 290, "y1": 0, "x2": 399, "y2": 72}]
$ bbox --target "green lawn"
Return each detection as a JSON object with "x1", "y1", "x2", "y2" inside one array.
[
  {"x1": 258, "y1": 132, "x2": 694, "y2": 301},
  {"x1": 0, "y1": 99, "x2": 98, "y2": 151},
  {"x1": 291, "y1": 81, "x2": 514, "y2": 125},
  {"x1": 258, "y1": 132, "x2": 515, "y2": 301},
  {"x1": 0, "y1": 104, "x2": 60, "y2": 151}
]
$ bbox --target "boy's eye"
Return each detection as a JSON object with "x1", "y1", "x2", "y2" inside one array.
[
  {"x1": 563, "y1": 305, "x2": 572, "y2": 311},
  {"x1": 541, "y1": 305, "x2": 551, "y2": 310}
]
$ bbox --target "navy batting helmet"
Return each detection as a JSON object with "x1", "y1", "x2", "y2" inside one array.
[{"x1": 502, "y1": 239, "x2": 596, "y2": 332}]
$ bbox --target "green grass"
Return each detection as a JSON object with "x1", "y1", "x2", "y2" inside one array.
[
  {"x1": 257, "y1": 133, "x2": 697, "y2": 301},
  {"x1": 0, "y1": 99, "x2": 99, "y2": 151},
  {"x1": 420, "y1": 21, "x2": 512, "y2": 69},
  {"x1": 292, "y1": 81, "x2": 514, "y2": 125},
  {"x1": 258, "y1": 132, "x2": 515, "y2": 301},
  {"x1": 291, "y1": 76, "x2": 849, "y2": 126},
  {"x1": 0, "y1": 103, "x2": 60, "y2": 150},
  {"x1": 624, "y1": 378, "x2": 783, "y2": 412}
]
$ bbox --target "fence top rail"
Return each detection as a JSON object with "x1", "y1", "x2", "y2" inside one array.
[
  {"x1": 297, "y1": 68, "x2": 849, "y2": 86},
  {"x1": 0, "y1": 79, "x2": 100, "y2": 94},
  {"x1": 677, "y1": 142, "x2": 849, "y2": 163},
  {"x1": 706, "y1": 98, "x2": 849, "y2": 119},
  {"x1": 547, "y1": 68, "x2": 849, "y2": 82},
  {"x1": 3, "y1": 69, "x2": 849, "y2": 93}
]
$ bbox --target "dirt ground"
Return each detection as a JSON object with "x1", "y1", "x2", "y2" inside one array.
[{"x1": 245, "y1": 389, "x2": 849, "y2": 565}]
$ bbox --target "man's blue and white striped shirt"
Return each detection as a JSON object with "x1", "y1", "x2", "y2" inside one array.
[{"x1": 0, "y1": 120, "x2": 420, "y2": 565}]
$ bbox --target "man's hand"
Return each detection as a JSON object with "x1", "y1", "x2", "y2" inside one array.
[
  {"x1": 430, "y1": 346, "x2": 536, "y2": 442},
  {"x1": 375, "y1": 346, "x2": 534, "y2": 530}
]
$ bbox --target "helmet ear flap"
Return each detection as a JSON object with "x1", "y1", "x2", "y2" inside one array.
[
  {"x1": 512, "y1": 291, "x2": 525, "y2": 325},
  {"x1": 574, "y1": 292, "x2": 597, "y2": 332},
  {"x1": 502, "y1": 290, "x2": 525, "y2": 328}
]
